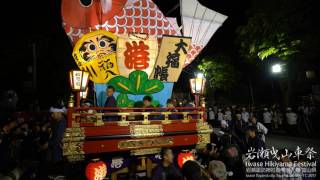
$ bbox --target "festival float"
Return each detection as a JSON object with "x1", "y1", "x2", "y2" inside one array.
[{"x1": 60, "y1": 0, "x2": 227, "y2": 179}]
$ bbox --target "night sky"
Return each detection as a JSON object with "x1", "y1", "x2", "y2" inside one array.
[{"x1": 1, "y1": 0, "x2": 315, "y2": 108}]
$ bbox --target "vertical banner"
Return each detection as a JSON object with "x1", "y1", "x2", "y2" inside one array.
[
  {"x1": 116, "y1": 33, "x2": 158, "y2": 78},
  {"x1": 151, "y1": 36, "x2": 191, "y2": 82}
]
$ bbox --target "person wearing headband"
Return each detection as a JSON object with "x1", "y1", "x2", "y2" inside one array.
[{"x1": 47, "y1": 104, "x2": 67, "y2": 163}]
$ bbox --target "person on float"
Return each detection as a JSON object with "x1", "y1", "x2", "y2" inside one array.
[
  {"x1": 166, "y1": 99, "x2": 179, "y2": 120},
  {"x1": 104, "y1": 86, "x2": 118, "y2": 121},
  {"x1": 104, "y1": 85, "x2": 117, "y2": 108},
  {"x1": 143, "y1": 95, "x2": 158, "y2": 120}
]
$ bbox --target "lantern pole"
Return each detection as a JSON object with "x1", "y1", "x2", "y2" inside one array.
[
  {"x1": 195, "y1": 94, "x2": 200, "y2": 107},
  {"x1": 76, "y1": 91, "x2": 81, "y2": 108}
]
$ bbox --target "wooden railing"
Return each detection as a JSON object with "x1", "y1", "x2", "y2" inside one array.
[{"x1": 67, "y1": 107, "x2": 206, "y2": 128}]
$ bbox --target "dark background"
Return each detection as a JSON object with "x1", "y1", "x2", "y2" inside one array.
[{"x1": 0, "y1": 0, "x2": 318, "y2": 109}]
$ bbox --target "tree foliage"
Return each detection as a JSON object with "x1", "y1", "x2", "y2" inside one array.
[
  {"x1": 198, "y1": 55, "x2": 237, "y2": 90},
  {"x1": 236, "y1": 0, "x2": 311, "y2": 61}
]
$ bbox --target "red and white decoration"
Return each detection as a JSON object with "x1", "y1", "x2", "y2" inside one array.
[
  {"x1": 177, "y1": 152, "x2": 195, "y2": 168},
  {"x1": 85, "y1": 160, "x2": 107, "y2": 180}
]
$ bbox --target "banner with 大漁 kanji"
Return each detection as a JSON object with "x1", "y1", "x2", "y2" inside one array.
[
  {"x1": 151, "y1": 36, "x2": 191, "y2": 82},
  {"x1": 116, "y1": 33, "x2": 158, "y2": 78}
]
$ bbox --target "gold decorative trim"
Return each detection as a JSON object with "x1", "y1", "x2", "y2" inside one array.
[
  {"x1": 62, "y1": 142, "x2": 84, "y2": 156},
  {"x1": 162, "y1": 119, "x2": 172, "y2": 124},
  {"x1": 182, "y1": 112, "x2": 190, "y2": 123},
  {"x1": 131, "y1": 148, "x2": 161, "y2": 156},
  {"x1": 118, "y1": 120, "x2": 129, "y2": 126},
  {"x1": 63, "y1": 126, "x2": 85, "y2": 162},
  {"x1": 94, "y1": 119, "x2": 104, "y2": 126},
  {"x1": 118, "y1": 138, "x2": 173, "y2": 150},
  {"x1": 196, "y1": 122, "x2": 213, "y2": 134},
  {"x1": 197, "y1": 133, "x2": 210, "y2": 148},
  {"x1": 162, "y1": 112, "x2": 172, "y2": 124},
  {"x1": 117, "y1": 113, "x2": 130, "y2": 126},
  {"x1": 130, "y1": 124, "x2": 163, "y2": 138},
  {"x1": 142, "y1": 112, "x2": 151, "y2": 124},
  {"x1": 199, "y1": 111, "x2": 204, "y2": 122},
  {"x1": 196, "y1": 122, "x2": 212, "y2": 148}
]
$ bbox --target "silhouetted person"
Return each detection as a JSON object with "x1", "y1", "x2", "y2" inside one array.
[{"x1": 151, "y1": 148, "x2": 182, "y2": 180}]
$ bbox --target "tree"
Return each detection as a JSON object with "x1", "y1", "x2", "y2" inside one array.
[
  {"x1": 236, "y1": 0, "x2": 304, "y2": 62},
  {"x1": 198, "y1": 55, "x2": 237, "y2": 90},
  {"x1": 236, "y1": 0, "x2": 320, "y2": 106}
]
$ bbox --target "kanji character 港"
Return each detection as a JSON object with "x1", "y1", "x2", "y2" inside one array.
[{"x1": 124, "y1": 41, "x2": 150, "y2": 70}]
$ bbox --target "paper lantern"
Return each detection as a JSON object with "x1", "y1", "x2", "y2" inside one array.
[
  {"x1": 69, "y1": 70, "x2": 89, "y2": 91},
  {"x1": 85, "y1": 160, "x2": 107, "y2": 180},
  {"x1": 80, "y1": 87, "x2": 89, "y2": 99},
  {"x1": 189, "y1": 77, "x2": 206, "y2": 95},
  {"x1": 177, "y1": 152, "x2": 195, "y2": 168}
]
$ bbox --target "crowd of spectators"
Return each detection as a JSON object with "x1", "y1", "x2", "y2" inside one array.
[
  {"x1": 0, "y1": 96, "x2": 66, "y2": 179},
  {"x1": 207, "y1": 103, "x2": 319, "y2": 136},
  {"x1": 1, "y1": 88, "x2": 319, "y2": 179}
]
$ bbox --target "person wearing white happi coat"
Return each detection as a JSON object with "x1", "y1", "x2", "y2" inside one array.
[
  {"x1": 263, "y1": 108, "x2": 273, "y2": 130},
  {"x1": 241, "y1": 107, "x2": 250, "y2": 123},
  {"x1": 208, "y1": 108, "x2": 215, "y2": 121},
  {"x1": 224, "y1": 107, "x2": 232, "y2": 121},
  {"x1": 217, "y1": 109, "x2": 224, "y2": 122},
  {"x1": 249, "y1": 116, "x2": 268, "y2": 142},
  {"x1": 208, "y1": 107, "x2": 215, "y2": 126}
]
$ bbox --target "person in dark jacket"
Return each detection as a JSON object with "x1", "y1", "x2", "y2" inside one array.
[
  {"x1": 104, "y1": 86, "x2": 117, "y2": 107},
  {"x1": 48, "y1": 106, "x2": 67, "y2": 163},
  {"x1": 104, "y1": 86, "x2": 118, "y2": 121},
  {"x1": 151, "y1": 148, "x2": 182, "y2": 180},
  {"x1": 244, "y1": 125, "x2": 266, "y2": 153},
  {"x1": 182, "y1": 160, "x2": 210, "y2": 180}
]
